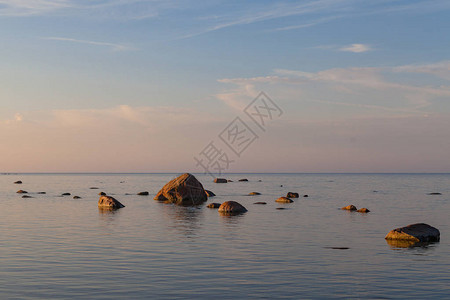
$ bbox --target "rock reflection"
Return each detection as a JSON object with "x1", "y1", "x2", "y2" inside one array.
[
  {"x1": 162, "y1": 204, "x2": 203, "y2": 238},
  {"x1": 386, "y1": 239, "x2": 439, "y2": 249}
]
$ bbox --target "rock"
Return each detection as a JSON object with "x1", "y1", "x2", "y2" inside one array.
[
  {"x1": 207, "y1": 203, "x2": 221, "y2": 208},
  {"x1": 61, "y1": 193, "x2": 71, "y2": 196},
  {"x1": 37, "y1": 192, "x2": 46, "y2": 194},
  {"x1": 16, "y1": 190, "x2": 27, "y2": 194},
  {"x1": 137, "y1": 191, "x2": 149, "y2": 196},
  {"x1": 385, "y1": 223, "x2": 440, "y2": 243},
  {"x1": 258, "y1": 180, "x2": 262, "y2": 182},
  {"x1": 238, "y1": 179, "x2": 248, "y2": 182},
  {"x1": 280, "y1": 185, "x2": 283, "y2": 187},
  {"x1": 253, "y1": 202, "x2": 267, "y2": 205},
  {"x1": 98, "y1": 195, "x2": 125, "y2": 209},
  {"x1": 99, "y1": 192, "x2": 106, "y2": 196},
  {"x1": 73, "y1": 196, "x2": 81, "y2": 199},
  {"x1": 214, "y1": 178, "x2": 227, "y2": 183},
  {"x1": 227, "y1": 180, "x2": 233, "y2": 182},
  {"x1": 248, "y1": 192, "x2": 261, "y2": 196},
  {"x1": 205, "y1": 190, "x2": 216, "y2": 197},
  {"x1": 428, "y1": 192, "x2": 442, "y2": 195},
  {"x1": 154, "y1": 173, "x2": 207, "y2": 206},
  {"x1": 90, "y1": 187, "x2": 99, "y2": 189},
  {"x1": 303, "y1": 195, "x2": 309, "y2": 198},
  {"x1": 341, "y1": 205, "x2": 357, "y2": 211},
  {"x1": 218, "y1": 201, "x2": 247, "y2": 214},
  {"x1": 22, "y1": 195, "x2": 33, "y2": 198},
  {"x1": 14, "y1": 180, "x2": 22, "y2": 184},
  {"x1": 357, "y1": 208, "x2": 370, "y2": 213},
  {"x1": 286, "y1": 192, "x2": 299, "y2": 198},
  {"x1": 276, "y1": 197, "x2": 293, "y2": 203}
]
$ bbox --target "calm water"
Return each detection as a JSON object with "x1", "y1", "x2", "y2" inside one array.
[{"x1": 1, "y1": 173, "x2": 449, "y2": 299}]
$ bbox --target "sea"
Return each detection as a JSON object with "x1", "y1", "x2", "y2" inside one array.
[{"x1": 1, "y1": 173, "x2": 449, "y2": 299}]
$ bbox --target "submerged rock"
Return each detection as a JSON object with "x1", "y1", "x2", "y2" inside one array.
[
  {"x1": 218, "y1": 201, "x2": 247, "y2": 214},
  {"x1": 248, "y1": 192, "x2": 261, "y2": 196},
  {"x1": 154, "y1": 173, "x2": 207, "y2": 206},
  {"x1": 98, "y1": 195, "x2": 125, "y2": 209},
  {"x1": 73, "y1": 196, "x2": 81, "y2": 199},
  {"x1": 253, "y1": 202, "x2": 267, "y2": 205},
  {"x1": 205, "y1": 190, "x2": 216, "y2": 197},
  {"x1": 90, "y1": 187, "x2": 99, "y2": 189},
  {"x1": 37, "y1": 192, "x2": 46, "y2": 194},
  {"x1": 22, "y1": 195, "x2": 33, "y2": 198},
  {"x1": 357, "y1": 208, "x2": 370, "y2": 213},
  {"x1": 341, "y1": 205, "x2": 357, "y2": 211},
  {"x1": 238, "y1": 179, "x2": 248, "y2": 182},
  {"x1": 286, "y1": 192, "x2": 299, "y2": 198},
  {"x1": 428, "y1": 192, "x2": 442, "y2": 195},
  {"x1": 14, "y1": 180, "x2": 22, "y2": 184},
  {"x1": 214, "y1": 178, "x2": 227, "y2": 183},
  {"x1": 385, "y1": 223, "x2": 440, "y2": 243},
  {"x1": 137, "y1": 191, "x2": 149, "y2": 196},
  {"x1": 16, "y1": 190, "x2": 27, "y2": 194},
  {"x1": 61, "y1": 193, "x2": 71, "y2": 196},
  {"x1": 303, "y1": 195, "x2": 309, "y2": 198},
  {"x1": 276, "y1": 197, "x2": 293, "y2": 203},
  {"x1": 207, "y1": 203, "x2": 221, "y2": 208}
]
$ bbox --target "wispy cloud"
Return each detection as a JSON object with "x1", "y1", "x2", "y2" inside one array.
[
  {"x1": 43, "y1": 37, "x2": 136, "y2": 51},
  {"x1": 339, "y1": 43, "x2": 372, "y2": 53}
]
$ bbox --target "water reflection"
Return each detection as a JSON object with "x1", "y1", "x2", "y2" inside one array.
[{"x1": 161, "y1": 204, "x2": 203, "y2": 238}]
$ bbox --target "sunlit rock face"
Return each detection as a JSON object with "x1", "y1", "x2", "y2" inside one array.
[{"x1": 154, "y1": 173, "x2": 207, "y2": 206}]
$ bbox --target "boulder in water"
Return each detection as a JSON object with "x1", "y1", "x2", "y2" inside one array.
[
  {"x1": 276, "y1": 197, "x2": 293, "y2": 203},
  {"x1": 385, "y1": 223, "x2": 440, "y2": 243},
  {"x1": 286, "y1": 192, "x2": 299, "y2": 198},
  {"x1": 341, "y1": 205, "x2": 357, "y2": 211},
  {"x1": 207, "y1": 203, "x2": 221, "y2": 208},
  {"x1": 14, "y1": 180, "x2": 22, "y2": 184},
  {"x1": 154, "y1": 173, "x2": 207, "y2": 206},
  {"x1": 218, "y1": 201, "x2": 247, "y2": 214},
  {"x1": 16, "y1": 190, "x2": 27, "y2": 194},
  {"x1": 205, "y1": 190, "x2": 216, "y2": 197},
  {"x1": 98, "y1": 195, "x2": 125, "y2": 209},
  {"x1": 214, "y1": 178, "x2": 227, "y2": 183},
  {"x1": 357, "y1": 208, "x2": 370, "y2": 213}
]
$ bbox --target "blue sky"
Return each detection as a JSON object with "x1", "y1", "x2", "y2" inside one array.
[{"x1": 1, "y1": 0, "x2": 450, "y2": 172}]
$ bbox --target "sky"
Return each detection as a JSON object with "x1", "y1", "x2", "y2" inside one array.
[{"x1": 1, "y1": 0, "x2": 450, "y2": 173}]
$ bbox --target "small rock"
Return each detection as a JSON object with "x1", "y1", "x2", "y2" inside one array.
[
  {"x1": 218, "y1": 201, "x2": 247, "y2": 214},
  {"x1": 73, "y1": 196, "x2": 81, "y2": 199},
  {"x1": 286, "y1": 192, "x2": 299, "y2": 198},
  {"x1": 276, "y1": 197, "x2": 293, "y2": 203},
  {"x1": 61, "y1": 193, "x2": 71, "y2": 196},
  {"x1": 14, "y1": 180, "x2": 22, "y2": 184},
  {"x1": 90, "y1": 187, "x2": 99, "y2": 189},
  {"x1": 253, "y1": 202, "x2": 267, "y2": 205},
  {"x1": 227, "y1": 180, "x2": 233, "y2": 182},
  {"x1": 325, "y1": 247, "x2": 350, "y2": 250},
  {"x1": 98, "y1": 195, "x2": 125, "y2": 209},
  {"x1": 207, "y1": 203, "x2": 221, "y2": 208},
  {"x1": 385, "y1": 223, "x2": 440, "y2": 243},
  {"x1": 280, "y1": 185, "x2": 283, "y2": 187},
  {"x1": 238, "y1": 179, "x2": 248, "y2": 182},
  {"x1": 205, "y1": 190, "x2": 216, "y2": 197},
  {"x1": 248, "y1": 192, "x2": 261, "y2": 196},
  {"x1": 428, "y1": 192, "x2": 442, "y2": 195},
  {"x1": 22, "y1": 195, "x2": 33, "y2": 198},
  {"x1": 357, "y1": 208, "x2": 370, "y2": 213},
  {"x1": 99, "y1": 192, "x2": 106, "y2": 196},
  {"x1": 214, "y1": 178, "x2": 228, "y2": 183},
  {"x1": 137, "y1": 191, "x2": 149, "y2": 196},
  {"x1": 303, "y1": 195, "x2": 309, "y2": 198},
  {"x1": 16, "y1": 190, "x2": 27, "y2": 194},
  {"x1": 37, "y1": 192, "x2": 46, "y2": 194},
  {"x1": 276, "y1": 207, "x2": 287, "y2": 210},
  {"x1": 341, "y1": 205, "x2": 357, "y2": 211}
]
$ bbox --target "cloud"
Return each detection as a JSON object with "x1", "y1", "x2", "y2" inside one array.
[
  {"x1": 43, "y1": 36, "x2": 136, "y2": 51},
  {"x1": 339, "y1": 43, "x2": 372, "y2": 53}
]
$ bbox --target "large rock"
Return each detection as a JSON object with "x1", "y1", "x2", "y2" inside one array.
[
  {"x1": 214, "y1": 178, "x2": 227, "y2": 183},
  {"x1": 385, "y1": 223, "x2": 440, "y2": 243},
  {"x1": 218, "y1": 201, "x2": 247, "y2": 214},
  {"x1": 154, "y1": 173, "x2": 207, "y2": 206},
  {"x1": 98, "y1": 195, "x2": 125, "y2": 209}
]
